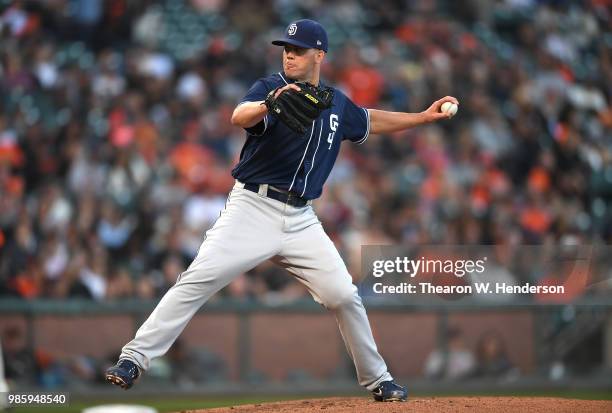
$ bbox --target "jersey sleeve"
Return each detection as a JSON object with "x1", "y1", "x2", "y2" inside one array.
[
  {"x1": 238, "y1": 79, "x2": 276, "y2": 136},
  {"x1": 342, "y1": 97, "x2": 370, "y2": 145}
]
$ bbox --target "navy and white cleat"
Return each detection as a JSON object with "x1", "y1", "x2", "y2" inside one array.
[
  {"x1": 105, "y1": 359, "x2": 141, "y2": 390},
  {"x1": 371, "y1": 381, "x2": 408, "y2": 402}
]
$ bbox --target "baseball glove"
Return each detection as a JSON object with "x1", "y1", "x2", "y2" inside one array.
[{"x1": 264, "y1": 81, "x2": 334, "y2": 134}]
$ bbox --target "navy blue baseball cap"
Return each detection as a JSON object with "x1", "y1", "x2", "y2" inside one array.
[{"x1": 272, "y1": 19, "x2": 328, "y2": 52}]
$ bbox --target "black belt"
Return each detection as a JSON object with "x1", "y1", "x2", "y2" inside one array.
[{"x1": 243, "y1": 183, "x2": 309, "y2": 208}]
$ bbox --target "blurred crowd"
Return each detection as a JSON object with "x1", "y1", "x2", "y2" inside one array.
[{"x1": 0, "y1": 0, "x2": 611, "y2": 303}]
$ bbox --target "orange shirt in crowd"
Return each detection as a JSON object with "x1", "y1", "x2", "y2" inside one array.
[
  {"x1": 520, "y1": 206, "x2": 552, "y2": 235},
  {"x1": 340, "y1": 65, "x2": 385, "y2": 108}
]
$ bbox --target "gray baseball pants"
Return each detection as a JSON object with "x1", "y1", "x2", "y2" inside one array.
[{"x1": 120, "y1": 181, "x2": 392, "y2": 390}]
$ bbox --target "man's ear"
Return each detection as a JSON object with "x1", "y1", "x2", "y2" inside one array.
[{"x1": 314, "y1": 50, "x2": 325, "y2": 64}]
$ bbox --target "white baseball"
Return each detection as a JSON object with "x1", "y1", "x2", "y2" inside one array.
[{"x1": 440, "y1": 101, "x2": 458, "y2": 117}]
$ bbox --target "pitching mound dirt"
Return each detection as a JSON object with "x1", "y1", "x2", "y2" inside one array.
[{"x1": 176, "y1": 396, "x2": 612, "y2": 413}]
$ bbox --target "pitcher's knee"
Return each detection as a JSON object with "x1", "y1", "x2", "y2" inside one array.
[{"x1": 323, "y1": 287, "x2": 360, "y2": 311}]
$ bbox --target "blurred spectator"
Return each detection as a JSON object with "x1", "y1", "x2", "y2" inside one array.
[
  {"x1": 154, "y1": 254, "x2": 184, "y2": 296},
  {"x1": 146, "y1": 338, "x2": 227, "y2": 387},
  {"x1": 106, "y1": 267, "x2": 134, "y2": 299},
  {"x1": 250, "y1": 261, "x2": 308, "y2": 305},
  {"x1": 424, "y1": 327, "x2": 476, "y2": 380},
  {"x1": 166, "y1": 338, "x2": 227, "y2": 386},
  {"x1": 473, "y1": 330, "x2": 518, "y2": 380},
  {"x1": 2, "y1": 326, "x2": 38, "y2": 386}
]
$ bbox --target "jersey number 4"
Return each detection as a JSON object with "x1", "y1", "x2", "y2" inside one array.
[{"x1": 328, "y1": 114, "x2": 338, "y2": 150}]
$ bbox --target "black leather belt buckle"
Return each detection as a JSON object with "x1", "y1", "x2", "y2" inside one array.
[
  {"x1": 243, "y1": 183, "x2": 307, "y2": 207},
  {"x1": 286, "y1": 193, "x2": 306, "y2": 208}
]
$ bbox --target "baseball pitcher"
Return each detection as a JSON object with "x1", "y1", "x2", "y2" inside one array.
[{"x1": 106, "y1": 19, "x2": 458, "y2": 402}]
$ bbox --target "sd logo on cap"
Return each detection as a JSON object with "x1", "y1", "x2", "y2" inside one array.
[{"x1": 272, "y1": 19, "x2": 328, "y2": 52}]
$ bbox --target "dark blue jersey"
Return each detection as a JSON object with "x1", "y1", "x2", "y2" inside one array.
[{"x1": 231, "y1": 72, "x2": 370, "y2": 200}]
